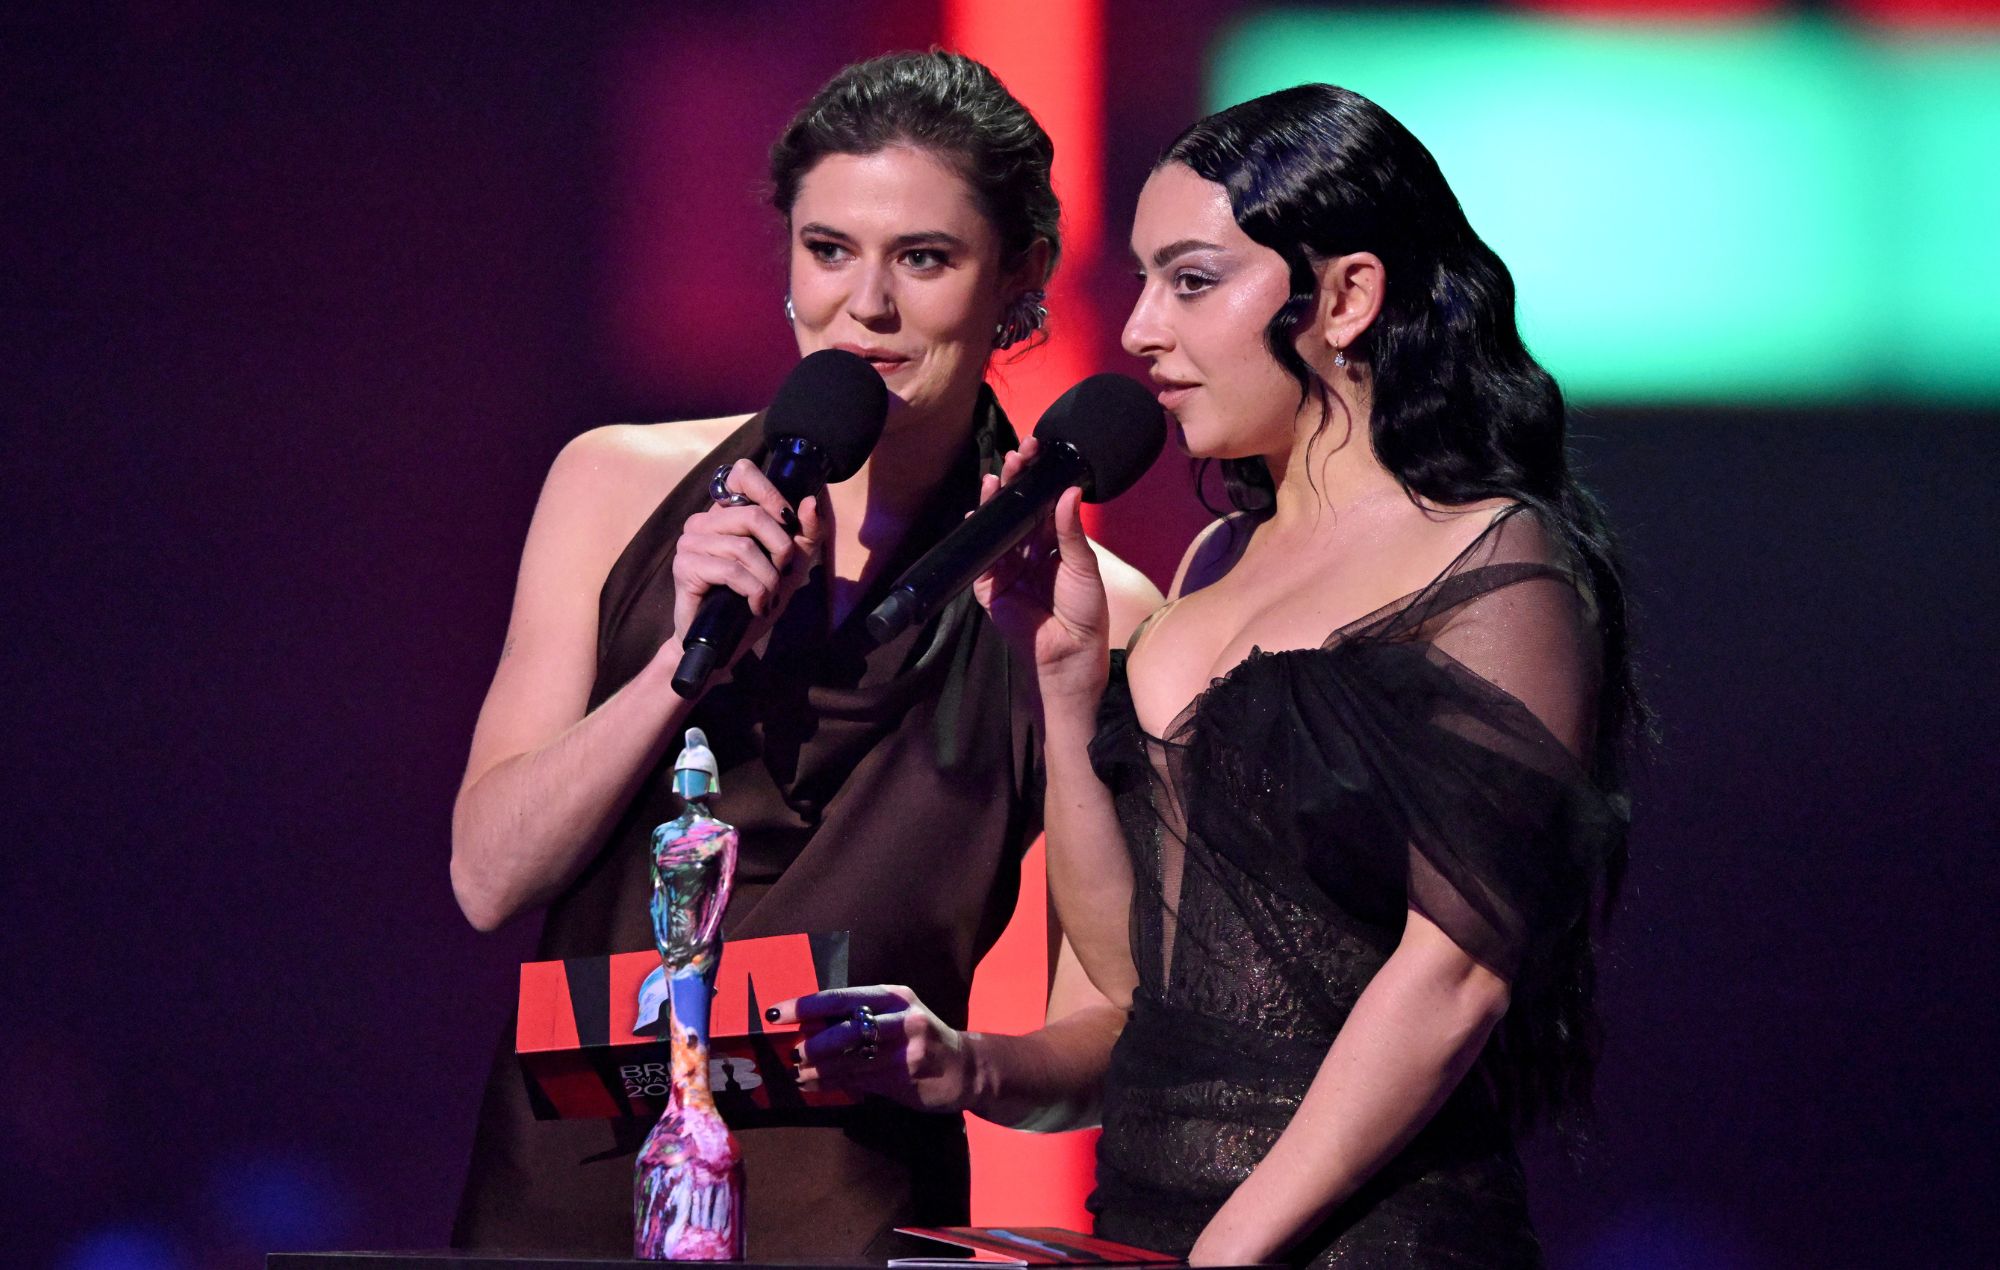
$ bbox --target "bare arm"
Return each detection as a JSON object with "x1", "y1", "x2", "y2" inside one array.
[
  {"x1": 971, "y1": 439, "x2": 1175, "y2": 1006},
  {"x1": 998, "y1": 497, "x2": 1236, "y2": 1006},
  {"x1": 1035, "y1": 628, "x2": 1140, "y2": 1006},
  {"x1": 961, "y1": 935, "x2": 1127, "y2": 1130},
  {"x1": 450, "y1": 426, "x2": 815, "y2": 930},
  {"x1": 1188, "y1": 911, "x2": 1510, "y2": 1265},
  {"x1": 1034, "y1": 509, "x2": 1162, "y2": 1008}
]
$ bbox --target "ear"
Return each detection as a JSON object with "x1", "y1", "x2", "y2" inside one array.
[
  {"x1": 1311, "y1": 251, "x2": 1385, "y2": 360},
  {"x1": 1005, "y1": 237, "x2": 1055, "y2": 296}
]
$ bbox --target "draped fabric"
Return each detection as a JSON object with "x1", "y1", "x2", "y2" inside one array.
[
  {"x1": 454, "y1": 388, "x2": 1043, "y2": 1258},
  {"x1": 1087, "y1": 507, "x2": 1624, "y2": 1268}
]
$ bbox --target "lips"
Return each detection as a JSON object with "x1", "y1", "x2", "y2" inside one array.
[
  {"x1": 835, "y1": 343, "x2": 910, "y2": 374},
  {"x1": 1151, "y1": 378, "x2": 1198, "y2": 412}
]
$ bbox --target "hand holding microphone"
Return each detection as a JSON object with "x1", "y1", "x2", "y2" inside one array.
[
  {"x1": 670, "y1": 349, "x2": 888, "y2": 697},
  {"x1": 669, "y1": 459, "x2": 822, "y2": 674},
  {"x1": 865, "y1": 375, "x2": 1164, "y2": 695},
  {"x1": 970, "y1": 439, "x2": 1115, "y2": 702}
]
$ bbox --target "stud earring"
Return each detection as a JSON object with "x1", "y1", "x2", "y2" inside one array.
[
  {"x1": 994, "y1": 290, "x2": 1047, "y2": 350},
  {"x1": 784, "y1": 293, "x2": 796, "y2": 324}
]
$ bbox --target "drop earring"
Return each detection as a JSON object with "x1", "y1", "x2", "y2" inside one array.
[
  {"x1": 783, "y1": 294, "x2": 796, "y2": 324},
  {"x1": 1333, "y1": 344, "x2": 1348, "y2": 369},
  {"x1": 994, "y1": 290, "x2": 1047, "y2": 350}
]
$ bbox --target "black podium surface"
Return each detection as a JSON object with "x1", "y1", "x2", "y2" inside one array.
[
  {"x1": 270, "y1": 1258, "x2": 906, "y2": 1270},
  {"x1": 268, "y1": 1259, "x2": 1212, "y2": 1270}
]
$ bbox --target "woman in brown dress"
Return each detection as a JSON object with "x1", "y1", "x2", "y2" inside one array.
[{"x1": 448, "y1": 51, "x2": 1159, "y2": 1258}]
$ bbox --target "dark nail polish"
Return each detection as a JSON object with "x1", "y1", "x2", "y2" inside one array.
[{"x1": 764, "y1": 1006, "x2": 781, "y2": 1022}]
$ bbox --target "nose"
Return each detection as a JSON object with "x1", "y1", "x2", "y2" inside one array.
[
  {"x1": 846, "y1": 259, "x2": 897, "y2": 327},
  {"x1": 1122, "y1": 282, "x2": 1170, "y2": 359}
]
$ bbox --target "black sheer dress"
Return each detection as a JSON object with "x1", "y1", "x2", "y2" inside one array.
[{"x1": 1086, "y1": 509, "x2": 1624, "y2": 1268}]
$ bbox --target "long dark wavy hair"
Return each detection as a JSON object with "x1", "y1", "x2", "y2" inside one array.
[{"x1": 1165, "y1": 83, "x2": 1648, "y2": 1135}]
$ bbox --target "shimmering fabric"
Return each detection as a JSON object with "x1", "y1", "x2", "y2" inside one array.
[{"x1": 1087, "y1": 508, "x2": 1623, "y2": 1269}]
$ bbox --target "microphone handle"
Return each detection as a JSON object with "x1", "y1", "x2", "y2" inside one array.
[
  {"x1": 671, "y1": 436, "x2": 829, "y2": 698},
  {"x1": 865, "y1": 441, "x2": 1087, "y2": 645}
]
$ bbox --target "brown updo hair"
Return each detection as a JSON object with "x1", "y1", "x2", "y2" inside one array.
[{"x1": 769, "y1": 50, "x2": 1060, "y2": 275}]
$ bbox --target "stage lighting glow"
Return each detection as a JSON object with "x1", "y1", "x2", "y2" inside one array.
[
  {"x1": 1209, "y1": 13, "x2": 2000, "y2": 404},
  {"x1": 55, "y1": 1226, "x2": 185, "y2": 1270},
  {"x1": 1881, "y1": 36, "x2": 2000, "y2": 400},
  {"x1": 206, "y1": 1149, "x2": 352, "y2": 1249},
  {"x1": 1579, "y1": 1199, "x2": 1765, "y2": 1269}
]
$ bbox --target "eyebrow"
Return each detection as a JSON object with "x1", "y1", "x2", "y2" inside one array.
[
  {"x1": 798, "y1": 222, "x2": 971, "y2": 252},
  {"x1": 1139, "y1": 238, "x2": 1228, "y2": 269}
]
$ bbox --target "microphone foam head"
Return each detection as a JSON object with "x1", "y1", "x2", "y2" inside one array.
[
  {"x1": 1033, "y1": 374, "x2": 1167, "y2": 503},
  {"x1": 765, "y1": 349, "x2": 890, "y2": 482}
]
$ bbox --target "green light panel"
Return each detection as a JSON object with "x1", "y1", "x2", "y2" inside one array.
[{"x1": 1208, "y1": 14, "x2": 2000, "y2": 404}]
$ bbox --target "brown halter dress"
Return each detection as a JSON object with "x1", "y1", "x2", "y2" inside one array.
[{"x1": 453, "y1": 390, "x2": 1041, "y2": 1257}]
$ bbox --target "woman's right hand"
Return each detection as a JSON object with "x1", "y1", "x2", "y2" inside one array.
[
  {"x1": 971, "y1": 438, "x2": 1111, "y2": 706},
  {"x1": 667, "y1": 458, "x2": 823, "y2": 676}
]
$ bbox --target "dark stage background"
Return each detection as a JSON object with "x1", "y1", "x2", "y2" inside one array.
[{"x1": 5, "y1": 4, "x2": 1996, "y2": 1268}]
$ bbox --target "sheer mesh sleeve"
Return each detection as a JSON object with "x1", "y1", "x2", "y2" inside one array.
[
  {"x1": 1132, "y1": 508, "x2": 1622, "y2": 994},
  {"x1": 1426, "y1": 510, "x2": 1599, "y2": 758},
  {"x1": 1389, "y1": 510, "x2": 1611, "y2": 979}
]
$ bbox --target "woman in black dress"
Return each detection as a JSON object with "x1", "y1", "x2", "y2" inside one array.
[{"x1": 977, "y1": 84, "x2": 1642, "y2": 1266}]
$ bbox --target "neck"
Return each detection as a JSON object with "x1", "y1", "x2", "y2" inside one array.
[
  {"x1": 1262, "y1": 377, "x2": 1404, "y2": 530},
  {"x1": 829, "y1": 383, "x2": 983, "y2": 550}
]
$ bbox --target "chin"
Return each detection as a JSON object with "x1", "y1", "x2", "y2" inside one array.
[
  {"x1": 1178, "y1": 406, "x2": 1293, "y2": 464},
  {"x1": 879, "y1": 387, "x2": 953, "y2": 434},
  {"x1": 1173, "y1": 415, "x2": 1237, "y2": 462}
]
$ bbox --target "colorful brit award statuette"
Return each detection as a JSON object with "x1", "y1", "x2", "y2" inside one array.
[{"x1": 634, "y1": 728, "x2": 745, "y2": 1259}]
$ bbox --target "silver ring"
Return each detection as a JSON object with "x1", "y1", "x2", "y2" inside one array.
[
  {"x1": 708, "y1": 463, "x2": 753, "y2": 507},
  {"x1": 848, "y1": 1005, "x2": 879, "y2": 1061}
]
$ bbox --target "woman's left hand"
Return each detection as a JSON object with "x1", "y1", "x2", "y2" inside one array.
[
  {"x1": 765, "y1": 985, "x2": 978, "y2": 1114},
  {"x1": 972, "y1": 437, "x2": 1111, "y2": 706}
]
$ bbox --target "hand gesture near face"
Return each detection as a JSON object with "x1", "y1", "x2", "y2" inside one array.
[
  {"x1": 971, "y1": 438, "x2": 1112, "y2": 704},
  {"x1": 668, "y1": 458, "x2": 825, "y2": 680}
]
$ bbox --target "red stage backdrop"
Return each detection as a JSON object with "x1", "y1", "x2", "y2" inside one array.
[{"x1": 950, "y1": 0, "x2": 1110, "y2": 1229}]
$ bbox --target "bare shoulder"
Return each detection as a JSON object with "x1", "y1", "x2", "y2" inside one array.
[
  {"x1": 1085, "y1": 541, "x2": 1167, "y2": 650},
  {"x1": 1436, "y1": 502, "x2": 1595, "y2": 650},
  {"x1": 1172, "y1": 511, "x2": 1257, "y2": 599},
  {"x1": 542, "y1": 414, "x2": 750, "y2": 532},
  {"x1": 551, "y1": 414, "x2": 751, "y2": 494},
  {"x1": 1444, "y1": 499, "x2": 1569, "y2": 573},
  {"x1": 522, "y1": 414, "x2": 752, "y2": 587}
]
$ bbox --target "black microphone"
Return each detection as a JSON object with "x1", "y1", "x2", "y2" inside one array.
[
  {"x1": 671, "y1": 349, "x2": 888, "y2": 697},
  {"x1": 864, "y1": 374, "x2": 1165, "y2": 646}
]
